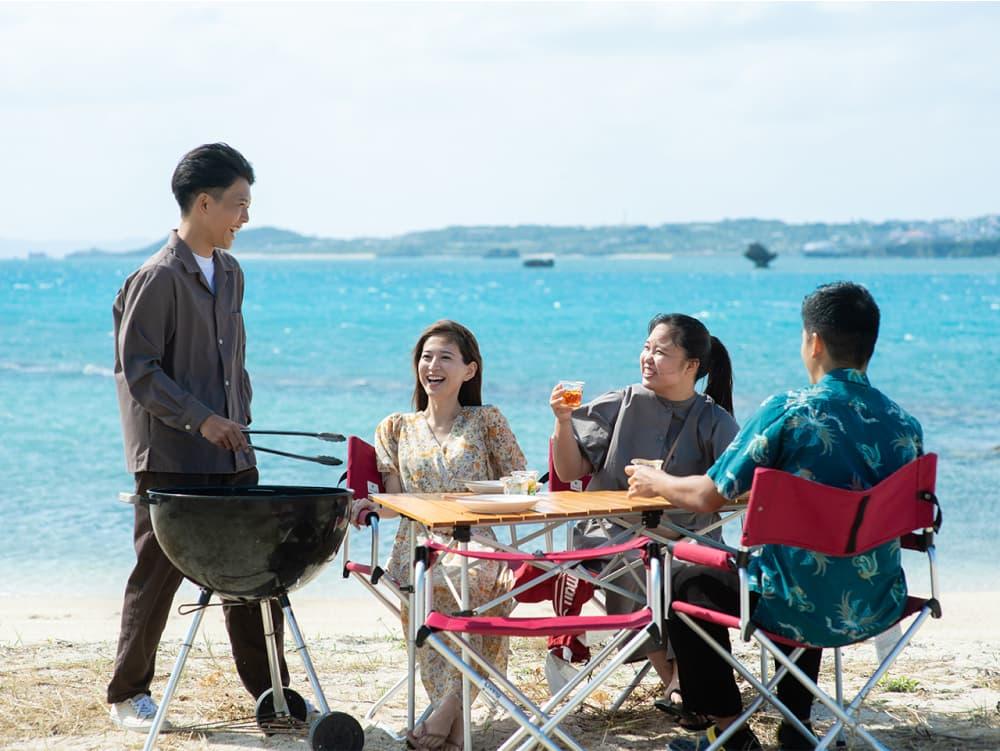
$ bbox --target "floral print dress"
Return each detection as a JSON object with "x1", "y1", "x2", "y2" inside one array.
[{"x1": 374, "y1": 405, "x2": 526, "y2": 705}]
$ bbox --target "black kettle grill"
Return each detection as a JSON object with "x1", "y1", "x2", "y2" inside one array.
[{"x1": 125, "y1": 430, "x2": 364, "y2": 751}]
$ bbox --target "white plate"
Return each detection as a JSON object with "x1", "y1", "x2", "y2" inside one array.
[
  {"x1": 462, "y1": 479, "x2": 505, "y2": 493},
  {"x1": 456, "y1": 494, "x2": 538, "y2": 514}
]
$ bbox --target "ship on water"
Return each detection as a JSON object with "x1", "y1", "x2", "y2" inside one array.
[{"x1": 523, "y1": 254, "x2": 555, "y2": 268}]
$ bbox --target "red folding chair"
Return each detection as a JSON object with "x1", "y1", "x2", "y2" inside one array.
[
  {"x1": 536, "y1": 439, "x2": 693, "y2": 709},
  {"x1": 413, "y1": 533, "x2": 668, "y2": 751},
  {"x1": 669, "y1": 453, "x2": 942, "y2": 750},
  {"x1": 338, "y1": 436, "x2": 424, "y2": 729},
  {"x1": 545, "y1": 437, "x2": 591, "y2": 492},
  {"x1": 340, "y1": 436, "x2": 385, "y2": 583}
]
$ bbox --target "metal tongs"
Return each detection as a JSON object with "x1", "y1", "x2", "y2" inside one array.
[{"x1": 242, "y1": 429, "x2": 345, "y2": 466}]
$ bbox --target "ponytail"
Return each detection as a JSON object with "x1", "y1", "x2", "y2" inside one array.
[{"x1": 703, "y1": 335, "x2": 734, "y2": 416}]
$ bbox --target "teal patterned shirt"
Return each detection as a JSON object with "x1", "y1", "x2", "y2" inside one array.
[{"x1": 707, "y1": 368, "x2": 924, "y2": 647}]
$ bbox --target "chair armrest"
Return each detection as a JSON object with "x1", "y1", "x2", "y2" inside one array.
[{"x1": 672, "y1": 541, "x2": 735, "y2": 570}]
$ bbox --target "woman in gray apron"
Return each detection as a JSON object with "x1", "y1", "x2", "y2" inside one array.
[{"x1": 548, "y1": 313, "x2": 739, "y2": 726}]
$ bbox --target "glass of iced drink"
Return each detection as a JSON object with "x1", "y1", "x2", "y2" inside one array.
[
  {"x1": 630, "y1": 458, "x2": 664, "y2": 470},
  {"x1": 513, "y1": 470, "x2": 539, "y2": 495},
  {"x1": 559, "y1": 381, "x2": 584, "y2": 407},
  {"x1": 501, "y1": 475, "x2": 530, "y2": 495}
]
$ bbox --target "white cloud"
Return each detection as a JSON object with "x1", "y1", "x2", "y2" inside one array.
[{"x1": 0, "y1": 1, "x2": 997, "y2": 247}]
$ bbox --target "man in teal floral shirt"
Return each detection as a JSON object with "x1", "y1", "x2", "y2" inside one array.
[{"x1": 626, "y1": 282, "x2": 923, "y2": 751}]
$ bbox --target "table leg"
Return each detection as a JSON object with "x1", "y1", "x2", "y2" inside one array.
[
  {"x1": 408, "y1": 518, "x2": 417, "y2": 730},
  {"x1": 461, "y1": 535, "x2": 471, "y2": 751}
]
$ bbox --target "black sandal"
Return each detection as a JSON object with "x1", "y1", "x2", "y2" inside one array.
[{"x1": 653, "y1": 689, "x2": 713, "y2": 732}]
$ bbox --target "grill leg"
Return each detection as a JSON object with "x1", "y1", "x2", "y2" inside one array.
[
  {"x1": 260, "y1": 598, "x2": 289, "y2": 716},
  {"x1": 142, "y1": 588, "x2": 212, "y2": 751},
  {"x1": 279, "y1": 594, "x2": 330, "y2": 714}
]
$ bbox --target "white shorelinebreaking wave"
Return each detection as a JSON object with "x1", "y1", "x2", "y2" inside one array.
[
  {"x1": 0, "y1": 361, "x2": 114, "y2": 378},
  {"x1": 82, "y1": 363, "x2": 114, "y2": 377}
]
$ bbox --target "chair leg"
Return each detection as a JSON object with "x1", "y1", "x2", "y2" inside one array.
[
  {"x1": 710, "y1": 662, "x2": 808, "y2": 751},
  {"x1": 703, "y1": 660, "x2": 809, "y2": 751},
  {"x1": 814, "y1": 610, "x2": 933, "y2": 750},
  {"x1": 431, "y1": 626, "x2": 645, "y2": 751},
  {"x1": 834, "y1": 647, "x2": 845, "y2": 748},
  {"x1": 609, "y1": 661, "x2": 651, "y2": 712},
  {"x1": 675, "y1": 612, "x2": 814, "y2": 744},
  {"x1": 516, "y1": 627, "x2": 659, "y2": 751},
  {"x1": 425, "y1": 632, "x2": 574, "y2": 751},
  {"x1": 345, "y1": 551, "x2": 421, "y2": 733},
  {"x1": 497, "y1": 629, "x2": 639, "y2": 751},
  {"x1": 762, "y1": 634, "x2": 888, "y2": 751}
]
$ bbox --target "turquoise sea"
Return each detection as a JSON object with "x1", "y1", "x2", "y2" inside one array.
[{"x1": 1, "y1": 254, "x2": 998, "y2": 599}]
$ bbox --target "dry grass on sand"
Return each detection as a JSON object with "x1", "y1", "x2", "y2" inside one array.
[{"x1": 1, "y1": 625, "x2": 998, "y2": 751}]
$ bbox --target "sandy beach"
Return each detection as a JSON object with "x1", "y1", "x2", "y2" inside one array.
[{"x1": 1, "y1": 591, "x2": 998, "y2": 750}]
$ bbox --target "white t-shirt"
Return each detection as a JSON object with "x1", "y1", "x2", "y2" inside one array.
[{"x1": 194, "y1": 253, "x2": 215, "y2": 293}]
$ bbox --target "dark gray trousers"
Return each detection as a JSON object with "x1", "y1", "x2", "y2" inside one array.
[{"x1": 667, "y1": 564, "x2": 821, "y2": 720}]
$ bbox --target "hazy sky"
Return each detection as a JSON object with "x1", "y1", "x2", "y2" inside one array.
[{"x1": 1, "y1": 1, "x2": 998, "y2": 250}]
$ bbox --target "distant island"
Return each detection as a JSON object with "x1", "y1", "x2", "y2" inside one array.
[{"x1": 66, "y1": 215, "x2": 1000, "y2": 259}]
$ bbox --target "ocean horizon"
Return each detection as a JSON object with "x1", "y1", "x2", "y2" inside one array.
[{"x1": 1, "y1": 254, "x2": 997, "y2": 600}]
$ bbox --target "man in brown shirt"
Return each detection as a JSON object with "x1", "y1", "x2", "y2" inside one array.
[{"x1": 108, "y1": 143, "x2": 289, "y2": 732}]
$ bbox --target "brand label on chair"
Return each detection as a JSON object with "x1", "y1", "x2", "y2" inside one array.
[
  {"x1": 367, "y1": 480, "x2": 379, "y2": 496},
  {"x1": 571, "y1": 480, "x2": 584, "y2": 492},
  {"x1": 481, "y1": 679, "x2": 503, "y2": 704}
]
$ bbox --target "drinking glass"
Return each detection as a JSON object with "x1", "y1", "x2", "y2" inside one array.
[
  {"x1": 512, "y1": 469, "x2": 539, "y2": 495},
  {"x1": 630, "y1": 458, "x2": 664, "y2": 470},
  {"x1": 501, "y1": 475, "x2": 530, "y2": 495},
  {"x1": 559, "y1": 380, "x2": 584, "y2": 407}
]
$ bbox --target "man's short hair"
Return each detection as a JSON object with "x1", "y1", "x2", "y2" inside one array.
[
  {"x1": 171, "y1": 143, "x2": 254, "y2": 214},
  {"x1": 801, "y1": 281, "x2": 880, "y2": 368}
]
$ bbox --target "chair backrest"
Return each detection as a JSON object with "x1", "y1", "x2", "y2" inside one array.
[
  {"x1": 345, "y1": 436, "x2": 384, "y2": 500},
  {"x1": 741, "y1": 453, "x2": 938, "y2": 556},
  {"x1": 547, "y1": 438, "x2": 591, "y2": 492}
]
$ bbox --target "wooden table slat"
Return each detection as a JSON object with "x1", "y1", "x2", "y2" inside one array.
[{"x1": 370, "y1": 490, "x2": 678, "y2": 529}]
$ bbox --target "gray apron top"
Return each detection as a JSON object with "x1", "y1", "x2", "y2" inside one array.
[{"x1": 571, "y1": 384, "x2": 739, "y2": 537}]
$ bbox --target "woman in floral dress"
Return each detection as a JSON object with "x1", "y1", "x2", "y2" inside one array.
[{"x1": 361, "y1": 319, "x2": 526, "y2": 751}]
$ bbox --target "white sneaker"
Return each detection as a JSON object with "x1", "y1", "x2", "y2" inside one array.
[
  {"x1": 305, "y1": 697, "x2": 322, "y2": 720},
  {"x1": 109, "y1": 693, "x2": 174, "y2": 733},
  {"x1": 544, "y1": 649, "x2": 580, "y2": 695}
]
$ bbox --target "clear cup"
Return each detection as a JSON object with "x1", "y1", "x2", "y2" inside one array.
[
  {"x1": 501, "y1": 475, "x2": 530, "y2": 495},
  {"x1": 559, "y1": 380, "x2": 585, "y2": 407},
  {"x1": 630, "y1": 458, "x2": 664, "y2": 470},
  {"x1": 512, "y1": 469, "x2": 540, "y2": 495}
]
